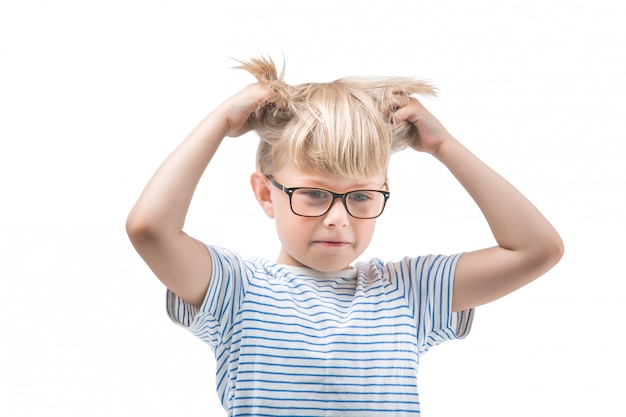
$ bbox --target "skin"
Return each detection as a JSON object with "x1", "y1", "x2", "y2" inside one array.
[{"x1": 126, "y1": 82, "x2": 564, "y2": 312}]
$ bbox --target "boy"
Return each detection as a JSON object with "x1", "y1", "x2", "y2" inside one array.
[{"x1": 127, "y1": 57, "x2": 563, "y2": 416}]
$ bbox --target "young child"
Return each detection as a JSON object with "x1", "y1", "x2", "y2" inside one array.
[{"x1": 127, "y1": 57, "x2": 563, "y2": 416}]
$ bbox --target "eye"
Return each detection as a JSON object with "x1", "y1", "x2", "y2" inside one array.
[
  {"x1": 304, "y1": 189, "x2": 329, "y2": 199},
  {"x1": 298, "y1": 188, "x2": 330, "y2": 201},
  {"x1": 348, "y1": 192, "x2": 373, "y2": 202}
]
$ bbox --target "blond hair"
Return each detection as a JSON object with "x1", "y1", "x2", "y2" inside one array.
[{"x1": 235, "y1": 56, "x2": 436, "y2": 178}]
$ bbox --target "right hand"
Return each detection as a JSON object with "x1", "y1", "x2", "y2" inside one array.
[{"x1": 215, "y1": 83, "x2": 277, "y2": 137}]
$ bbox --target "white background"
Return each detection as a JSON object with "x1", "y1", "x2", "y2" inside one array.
[{"x1": 1, "y1": 1, "x2": 624, "y2": 415}]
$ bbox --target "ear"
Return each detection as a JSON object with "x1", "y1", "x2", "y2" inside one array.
[{"x1": 250, "y1": 171, "x2": 275, "y2": 218}]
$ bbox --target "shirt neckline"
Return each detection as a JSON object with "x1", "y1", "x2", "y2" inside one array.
[{"x1": 275, "y1": 264, "x2": 359, "y2": 279}]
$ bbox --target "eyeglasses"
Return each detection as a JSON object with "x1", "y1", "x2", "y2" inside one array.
[{"x1": 267, "y1": 176, "x2": 390, "y2": 219}]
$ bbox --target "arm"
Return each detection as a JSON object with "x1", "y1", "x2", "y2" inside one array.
[
  {"x1": 126, "y1": 83, "x2": 274, "y2": 309},
  {"x1": 393, "y1": 98, "x2": 564, "y2": 312}
]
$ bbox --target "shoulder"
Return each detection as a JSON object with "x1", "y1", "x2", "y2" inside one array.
[
  {"x1": 358, "y1": 254, "x2": 461, "y2": 279},
  {"x1": 206, "y1": 244, "x2": 271, "y2": 274}
]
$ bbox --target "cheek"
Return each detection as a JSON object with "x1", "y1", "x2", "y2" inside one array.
[
  {"x1": 273, "y1": 198, "x2": 294, "y2": 224},
  {"x1": 275, "y1": 215, "x2": 315, "y2": 250},
  {"x1": 354, "y1": 220, "x2": 377, "y2": 245},
  {"x1": 274, "y1": 202, "x2": 308, "y2": 232}
]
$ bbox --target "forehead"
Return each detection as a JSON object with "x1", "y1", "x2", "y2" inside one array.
[{"x1": 272, "y1": 162, "x2": 387, "y2": 191}]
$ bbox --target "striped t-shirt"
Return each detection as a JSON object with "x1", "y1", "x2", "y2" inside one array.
[{"x1": 167, "y1": 244, "x2": 474, "y2": 416}]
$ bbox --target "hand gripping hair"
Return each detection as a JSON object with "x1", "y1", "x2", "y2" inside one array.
[{"x1": 235, "y1": 56, "x2": 437, "y2": 178}]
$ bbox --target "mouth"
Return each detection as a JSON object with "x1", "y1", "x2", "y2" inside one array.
[{"x1": 314, "y1": 240, "x2": 350, "y2": 248}]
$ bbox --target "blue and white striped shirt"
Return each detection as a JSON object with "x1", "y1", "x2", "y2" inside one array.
[{"x1": 167, "y1": 245, "x2": 474, "y2": 416}]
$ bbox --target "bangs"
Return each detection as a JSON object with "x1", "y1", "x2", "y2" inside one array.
[{"x1": 279, "y1": 81, "x2": 390, "y2": 178}]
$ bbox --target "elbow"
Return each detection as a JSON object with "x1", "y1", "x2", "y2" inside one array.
[
  {"x1": 550, "y1": 233, "x2": 565, "y2": 267},
  {"x1": 517, "y1": 229, "x2": 564, "y2": 277},
  {"x1": 126, "y1": 209, "x2": 161, "y2": 247},
  {"x1": 537, "y1": 230, "x2": 565, "y2": 272},
  {"x1": 547, "y1": 226, "x2": 565, "y2": 263},
  {"x1": 554, "y1": 233, "x2": 565, "y2": 261}
]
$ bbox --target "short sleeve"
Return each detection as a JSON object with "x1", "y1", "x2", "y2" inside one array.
[
  {"x1": 385, "y1": 254, "x2": 474, "y2": 355},
  {"x1": 166, "y1": 245, "x2": 252, "y2": 350}
]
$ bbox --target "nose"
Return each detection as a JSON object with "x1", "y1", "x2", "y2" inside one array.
[{"x1": 322, "y1": 198, "x2": 350, "y2": 228}]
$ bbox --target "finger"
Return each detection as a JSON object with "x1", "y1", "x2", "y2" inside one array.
[
  {"x1": 392, "y1": 97, "x2": 425, "y2": 125},
  {"x1": 382, "y1": 93, "x2": 408, "y2": 117},
  {"x1": 392, "y1": 102, "x2": 414, "y2": 125}
]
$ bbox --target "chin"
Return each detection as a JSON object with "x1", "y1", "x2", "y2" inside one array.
[{"x1": 308, "y1": 258, "x2": 355, "y2": 272}]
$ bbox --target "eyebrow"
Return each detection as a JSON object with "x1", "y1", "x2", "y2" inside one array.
[{"x1": 292, "y1": 178, "x2": 387, "y2": 191}]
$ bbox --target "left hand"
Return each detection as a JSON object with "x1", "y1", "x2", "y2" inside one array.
[{"x1": 392, "y1": 97, "x2": 454, "y2": 156}]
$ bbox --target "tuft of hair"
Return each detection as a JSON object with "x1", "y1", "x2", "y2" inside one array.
[{"x1": 235, "y1": 56, "x2": 436, "y2": 178}]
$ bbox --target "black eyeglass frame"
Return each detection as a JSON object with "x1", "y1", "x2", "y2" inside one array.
[{"x1": 266, "y1": 175, "x2": 390, "y2": 219}]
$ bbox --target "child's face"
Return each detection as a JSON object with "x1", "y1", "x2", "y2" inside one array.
[{"x1": 261, "y1": 163, "x2": 387, "y2": 272}]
